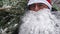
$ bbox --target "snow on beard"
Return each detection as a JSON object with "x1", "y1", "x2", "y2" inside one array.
[{"x1": 19, "y1": 8, "x2": 57, "y2": 34}]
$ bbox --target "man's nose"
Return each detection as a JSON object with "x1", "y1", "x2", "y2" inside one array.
[{"x1": 34, "y1": 5, "x2": 40, "y2": 11}]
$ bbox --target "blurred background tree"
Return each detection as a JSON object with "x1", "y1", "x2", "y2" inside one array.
[
  {"x1": 52, "y1": 0, "x2": 60, "y2": 11},
  {"x1": 0, "y1": 0, "x2": 27, "y2": 34},
  {"x1": 0, "y1": 0, "x2": 60, "y2": 34}
]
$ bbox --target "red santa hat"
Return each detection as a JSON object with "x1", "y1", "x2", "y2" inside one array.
[{"x1": 27, "y1": 0, "x2": 52, "y2": 10}]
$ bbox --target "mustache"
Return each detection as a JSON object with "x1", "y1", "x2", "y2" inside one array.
[
  {"x1": 27, "y1": 8, "x2": 50, "y2": 13},
  {"x1": 25, "y1": 8, "x2": 51, "y2": 16}
]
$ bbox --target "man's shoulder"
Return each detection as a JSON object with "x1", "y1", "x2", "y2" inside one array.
[{"x1": 51, "y1": 11, "x2": 60, "y2": 19}]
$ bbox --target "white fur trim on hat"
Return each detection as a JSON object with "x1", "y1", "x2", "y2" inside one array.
[{"x1": 27, "y1": 0, "x2": 52, "y2": 10}]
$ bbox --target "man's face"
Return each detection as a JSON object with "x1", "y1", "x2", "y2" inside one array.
[{"x1": 29, "y1": 3, "x2": 48, "y2": 12}]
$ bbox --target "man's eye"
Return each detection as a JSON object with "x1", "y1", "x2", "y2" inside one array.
[
  {"x1": 31, "y1": 5, "x2": 35, "y2": 7},
  {"x1": 30, "y1": 5, "x2": 35, "y2": 7}
]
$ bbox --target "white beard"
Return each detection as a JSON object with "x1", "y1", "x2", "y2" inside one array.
[{"x1": 19, "y1": 8, "x2": 58, "y2": 34}]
